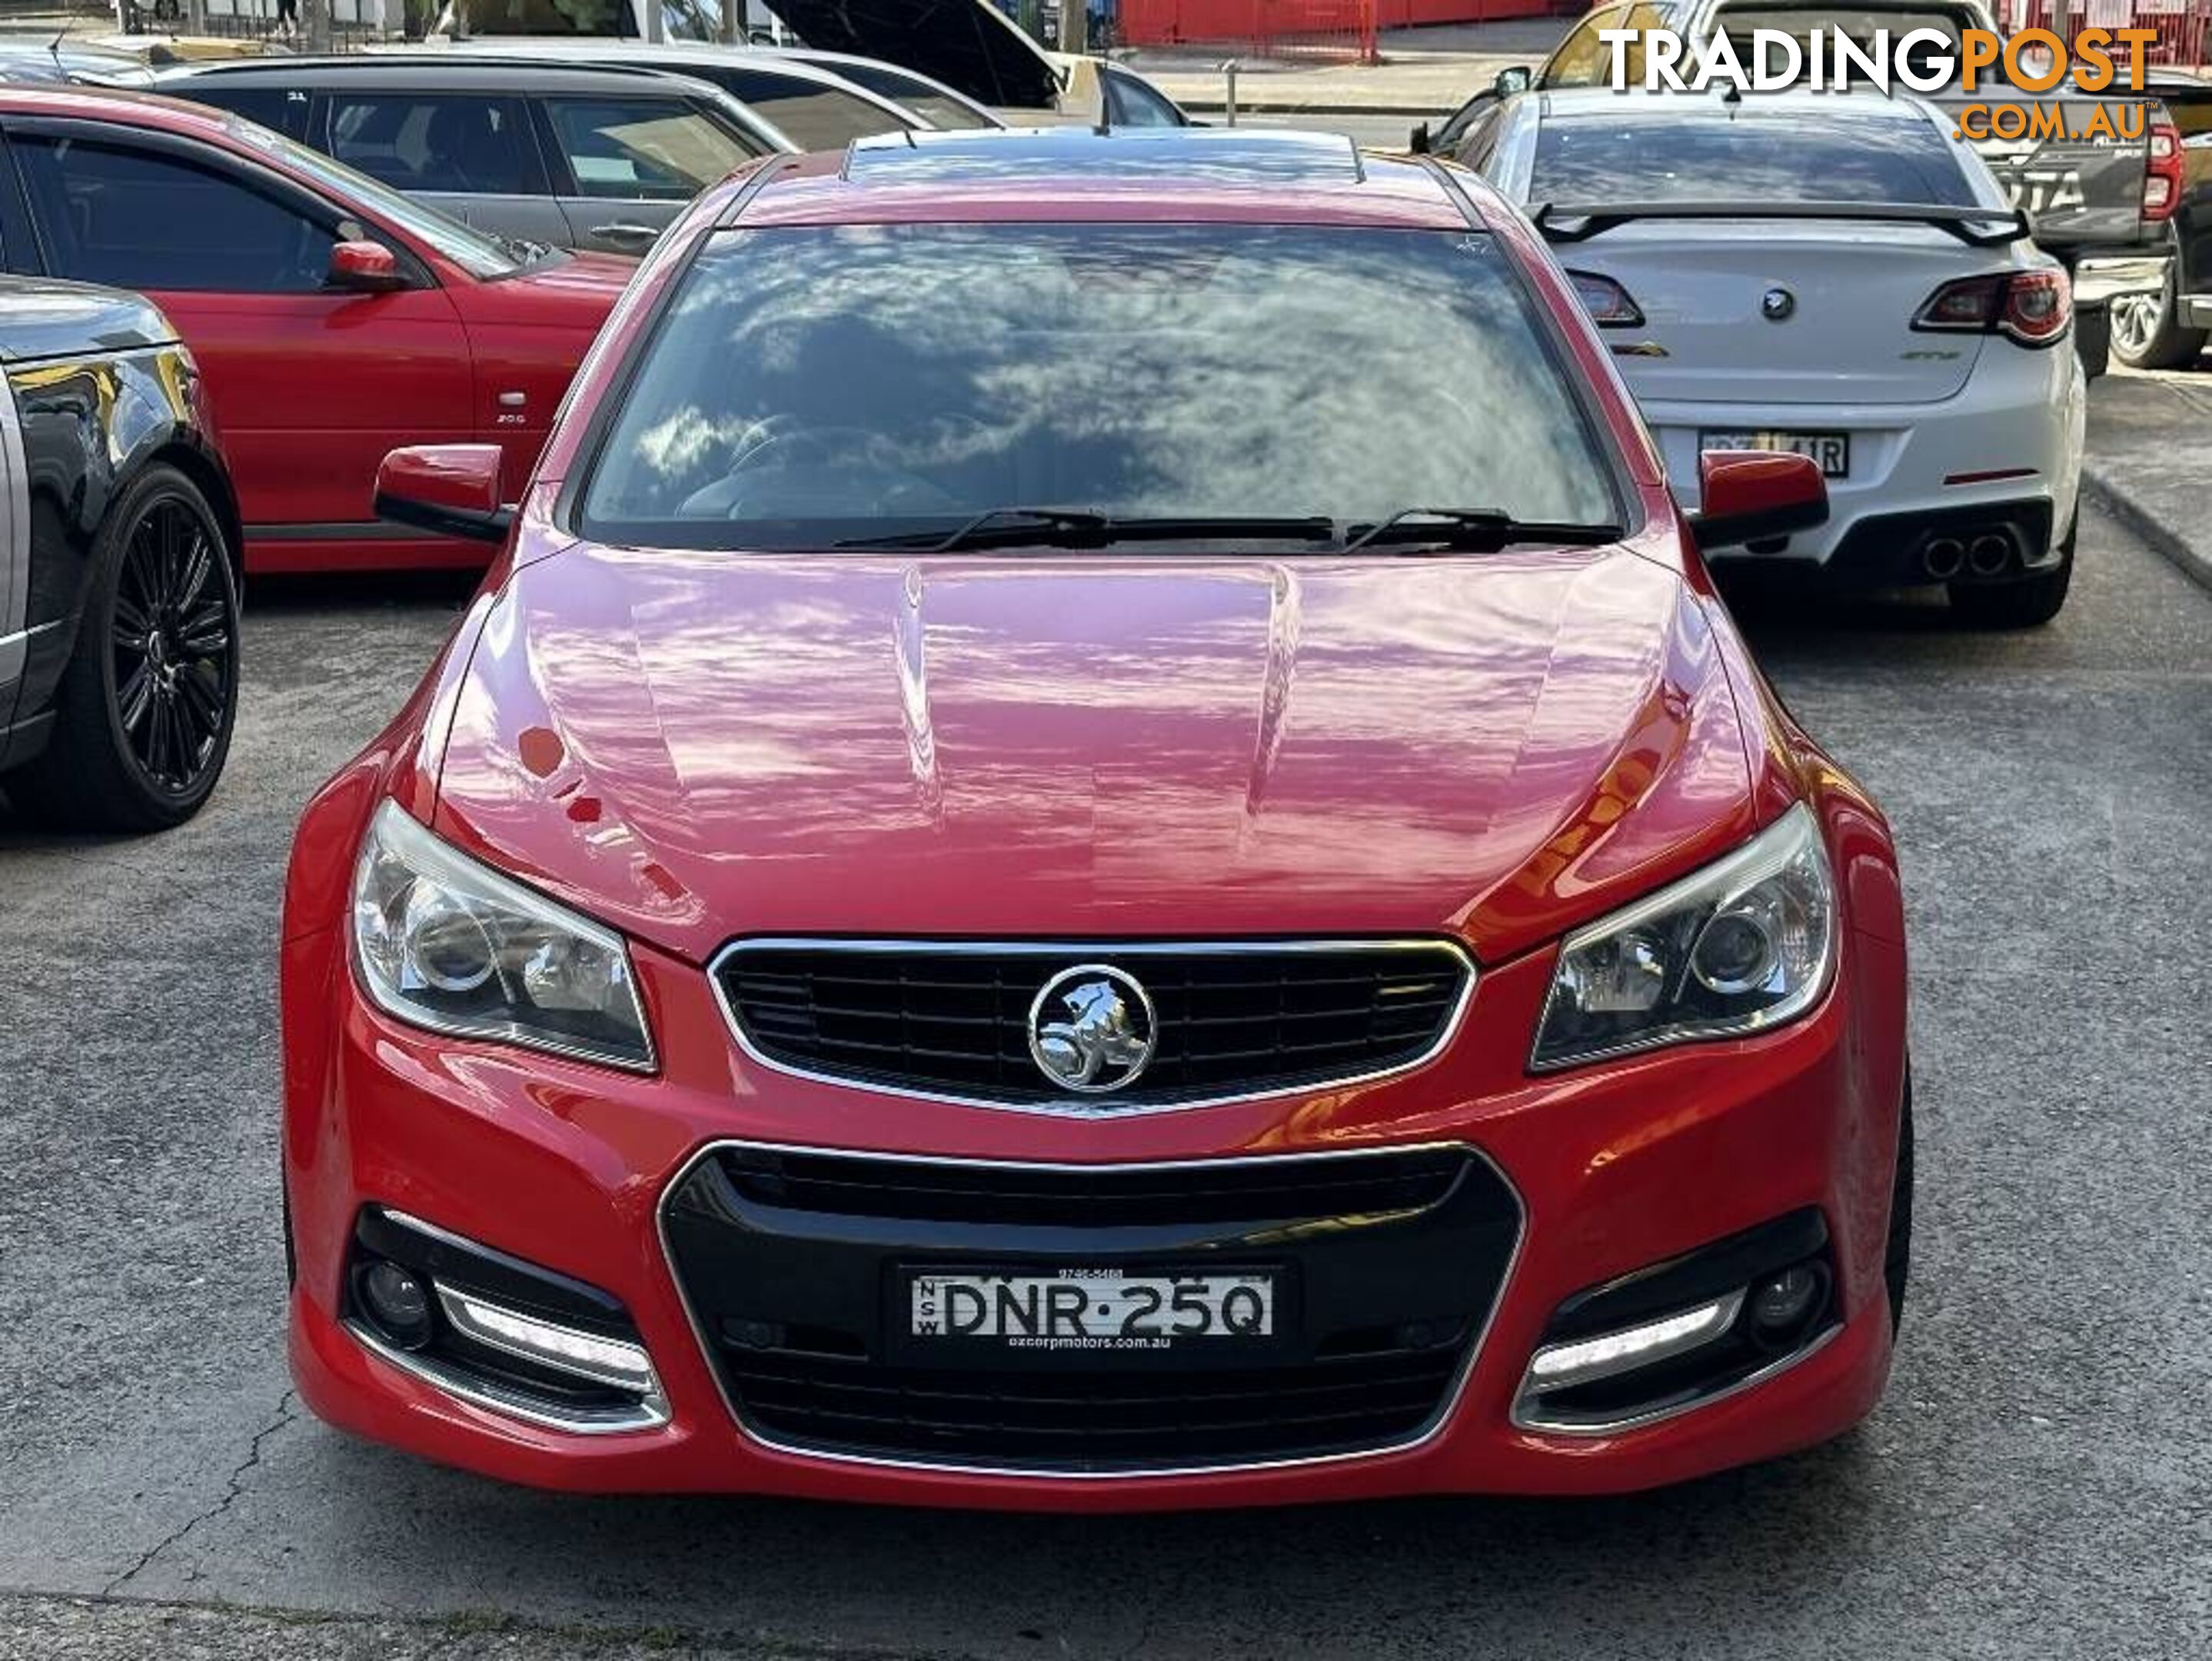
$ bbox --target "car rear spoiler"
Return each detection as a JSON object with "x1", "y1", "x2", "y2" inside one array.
[{"x1": 1532, "y1": 201, "x2": 2031, "y2": 248}]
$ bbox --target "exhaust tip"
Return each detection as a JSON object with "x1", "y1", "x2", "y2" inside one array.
[
  {"x1": 1968, "y1": 534, "x2": 2015, "y2": 577},
  {"x1": 1923, "y1": 538, "x2": 1966, "y2": 580}
]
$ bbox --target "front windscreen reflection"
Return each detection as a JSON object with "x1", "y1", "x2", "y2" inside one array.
[{"x1": 579, "y1": 224, "x2": 1622, "y2": 550}]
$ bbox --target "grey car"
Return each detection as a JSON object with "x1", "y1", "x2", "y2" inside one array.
[
  {"x1": 424, "y1": 41, "x2": 935, "y2": 152},
  {"x1": 156, "y1": 58, "x2": 783, "y2": 254}
]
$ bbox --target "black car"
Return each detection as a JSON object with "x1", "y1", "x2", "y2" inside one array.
[
  {"x1": 2115, "y1": 72, "x2": 2212, "y2": 370},
  {"x1": 1, "y1": 278, "x2": 241, "y2": 831}
]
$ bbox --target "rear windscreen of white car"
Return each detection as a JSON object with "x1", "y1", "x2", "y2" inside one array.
[
  {"x1": 704, "y1": 68, "x2": 913, "y2": 150},
  {"x1": 1532, "y1": 112, "x2": 1979, "y2": 205},
  {"x1": 817, "y1": 64, "x2": 994, "y2": 131},
  {"x1": 577, "y1": 224, "x2": 1625, "y2": 549}
]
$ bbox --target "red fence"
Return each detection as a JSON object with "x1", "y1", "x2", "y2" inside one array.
[
  {"x1": 1995, "y1": 0, "x2": 2212, "y2": 67},
  {"x1": 1370, "y1": 0, "x2": 1566, "y2": 25},
  {"x1": 1114, "y1": 0, "x2": 1558, "y2": 57},
  {"x1": 1116, "y1": 0, "x2": 1381, "y2": 61}
]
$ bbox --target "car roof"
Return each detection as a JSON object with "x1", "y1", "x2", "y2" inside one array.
[
  {"x1": 0, "y1": 38, "x2": 141, "y2": 63},
  {"x1": 424, "y1": 41, "x2": 903, "y2": 93},
  {"x1": 715, "y1": 128, "x2": 1485, "y2": 231},
  {"x1": 155, "y1": 55, "x2": 729, "y2": 95},
  {"x1": 411, "y1": 41, "x2": 925, "y2": 125},
  {"x1": 0, "y1": 82, "x2": 266, "y2": 135}
]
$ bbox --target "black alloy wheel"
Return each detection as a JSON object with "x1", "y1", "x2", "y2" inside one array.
[
  {"x1": 111, "y1": 494, "x2": 235, "y2": 794},
  {"x1": 7, "y1": 464, "x2": 239, "y2": 832}
]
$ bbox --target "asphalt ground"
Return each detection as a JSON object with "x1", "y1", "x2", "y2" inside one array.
[{"x1": 3, "y1": 488, "x2": 2208, "y2": 1658}]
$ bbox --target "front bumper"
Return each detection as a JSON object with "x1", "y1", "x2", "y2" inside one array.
[
  {"x1": 1645, "y1": 338, "x2": 2084, "y2": 578},
  {"x1": 284, "y1": 901, "x2": 1908, "y2": 1507}
]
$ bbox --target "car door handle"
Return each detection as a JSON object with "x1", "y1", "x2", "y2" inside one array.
[{"x1": 587, "y1": 223, "x2": 658, "y2": 252}]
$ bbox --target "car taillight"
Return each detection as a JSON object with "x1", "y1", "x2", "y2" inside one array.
[
  {"x1": 1565, "y1": 269, "x2": 1645, "y2": 328},
  {"x1": 1911, "y1": 269, "x2": 2071, "y2": 348},
  {"x1": 2144, "y1": 118, "x2": 2183, "y2": 223}
]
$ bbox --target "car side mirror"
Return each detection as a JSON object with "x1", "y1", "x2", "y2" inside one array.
[
  {"x1": 1689, "y1": 451, "x2": 1829, "y2": 551},
  {"x1": 374, "y1": 444, "x2": 514, "y2": 545},
  {"x1": 1494, "y1": 65, "x2": 1532, "y2": 96},
  {"x1": 328, "y1": 240, "x2": 404, "y2": 295},
  {"x1": 1409, "y1": 120, "x2": 1432, "y2": 154}
]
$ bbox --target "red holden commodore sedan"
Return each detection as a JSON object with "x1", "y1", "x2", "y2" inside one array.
[
  {"x1": 0, "y1": 88, "x2": 632, "y2": 574},
  {"x1": 280, "y1": 130, "x2": 1912, "y2": 1506}
]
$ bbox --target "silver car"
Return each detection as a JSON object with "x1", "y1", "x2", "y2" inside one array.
[
  {"x1": 158, "y1": 57, "x2": 783, "y2": 254},
  {"x1": 425, "y1": 40, "x2": 936, "y2": 152}
]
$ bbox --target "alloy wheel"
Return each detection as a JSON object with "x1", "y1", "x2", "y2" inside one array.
[
  {"x1": 110, "y1": 495, "x2": 235, "y2": 794},
  {"x1": 2110, "y1": 288, "x2": 2164, "y2": 359}
]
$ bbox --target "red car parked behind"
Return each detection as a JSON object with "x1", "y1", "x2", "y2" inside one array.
[
  {"x1": 0, "y1": 88, "x2": 631, "y2": 573},
  {"x1": 284, "y1": 130, "x2": 1912, "y2": 1506}
]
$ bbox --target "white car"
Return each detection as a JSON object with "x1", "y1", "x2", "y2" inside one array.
[{"x1": 1467, "y1": 88, "x2": 2087, "y2": 625}]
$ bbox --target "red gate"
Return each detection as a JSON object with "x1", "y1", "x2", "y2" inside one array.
[
  {"x1": 1996, "y1": 0, "x2": 2212, "y2": 67},
  {"x1": 1116, "y1": 0, "x2": 1382, "y2": 62}
]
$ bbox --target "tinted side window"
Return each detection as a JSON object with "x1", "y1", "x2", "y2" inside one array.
[
  {"x1": 707, "y1": 68, "x2": 909, "y2": 150},
  {"x1": 1452, "y1": 105, "x2": 1508, "y2": 173},
  {"x1": 541, "y1": 95, "x2": 757, "y2": 198},
  {"x1": 14, "y1": 136, "x2": 336, "y2": 294},
  {"x1": 1104, "y1": 70, "x2": 1186, "y2": 129},
  {"x1": 326, "y1": 93, "x2": 537, "y2": 196},
  {"x1": 180, "y1": 84, "x2": 314, "y2": 142},
  {"x1": 1542, "y1": 4, "x2": 1629, "y2": 88}
]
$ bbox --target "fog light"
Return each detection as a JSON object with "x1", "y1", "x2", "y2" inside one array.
[
  {"x1": 437, "y1": 1286, "x2": 659, "y2": 1393},
  {"x1": 1750, "y1": 1265, "x2": 1821, "y2": 1333},
  {"x1": 361, "y1": 1260, "x2": 433, "y2": 1350},
  {"x1": 1524, "y1": 1290, "x2": 1744, "y2": 1393}
]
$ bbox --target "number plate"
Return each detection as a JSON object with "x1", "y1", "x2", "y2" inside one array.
[
  {"x1": 906, "y1": 1269, "x2": 1276, "y2": 1352},
  {"x1": 1698, "y1": 429, "x2": 1851, "y2": 478}
]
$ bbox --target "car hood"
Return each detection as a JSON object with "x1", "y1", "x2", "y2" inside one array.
[
  {"x1": 762, "y1": 0, "x2": 1061, "y2": 109},
  {"x1": 432, "y1": 544, "x2": 1758, "y2": 967},
  {"x1": 512, "y1": 248, "x2": 637, "y2": 302},
  {"x1": 0, "y1": 276, "x2": 175, "y2": 363}
]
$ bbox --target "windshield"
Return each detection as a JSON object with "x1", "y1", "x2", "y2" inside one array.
[
  {"x1": 1532, "y1": 112, "x2": 1977, "y2": 205},
  {"x1": 579, "y1": 223, "x2": 1621, "y2": 551},
  {"x1": 223, "y1": 118, "x2": 528, "y2": 279}
]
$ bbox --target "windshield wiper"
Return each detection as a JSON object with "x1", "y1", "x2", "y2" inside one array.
[
  {"x1": 1339, "y1": 508, "x2": 1624, "y2": 554},
  {"x1": 834, "y1": 507, "x2": 1339, "y2": 553}
]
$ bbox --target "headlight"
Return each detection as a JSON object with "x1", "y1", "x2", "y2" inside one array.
[
  {"x1": 351, "y1": 800, "x2": 654, "y2": 1071},
  {"x1": 1531, "y1": 803, "x2": 1836, "y2": 1071}
]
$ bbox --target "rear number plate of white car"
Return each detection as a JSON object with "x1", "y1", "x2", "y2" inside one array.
[
  {"x1": 907, "y1": 1269, "x2": 1276, "y2": 1350},
  {"x1": 1699, "y1": 429, "x2": 1851, "y2": 477}
]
